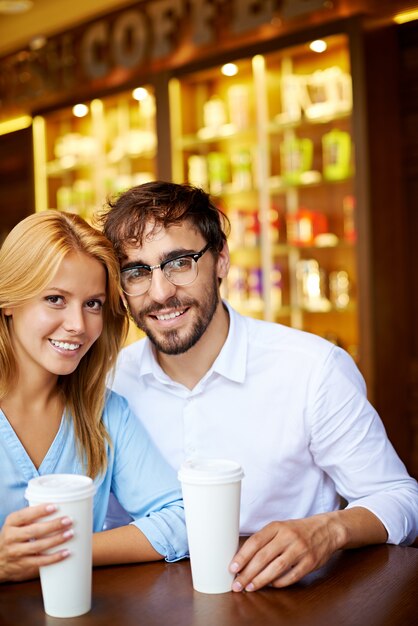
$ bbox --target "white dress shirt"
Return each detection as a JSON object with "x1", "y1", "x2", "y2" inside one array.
[{"x1": 111, "y1": 302, "x2": 418, "y2": 544}]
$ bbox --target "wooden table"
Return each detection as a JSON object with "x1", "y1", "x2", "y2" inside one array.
[{"x1": 1, "y1": 545, "x2": 417, "y2": 626}]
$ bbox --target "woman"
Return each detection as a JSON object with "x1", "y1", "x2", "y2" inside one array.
[{"x1": 0, "y1": 210, "x2": 187, "y2": 583}]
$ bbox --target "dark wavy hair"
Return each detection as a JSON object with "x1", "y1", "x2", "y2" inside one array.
[{"x1": 98, "y1": 181, "x2": 230, "y2": 260}]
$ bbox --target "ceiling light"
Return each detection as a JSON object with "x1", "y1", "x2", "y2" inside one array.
[
  {"x1": 221, "y1": 63, "x2": 238, "y2": 77},
  {"x1": 309, "y1": 40, "x2": 327, "y2": 53},
  {"x1": 132, "y1": 87, "x2": 149, "y2": 101},
  {"x1": 72, "y1": 104, "x2": 89, "y2": 118}
]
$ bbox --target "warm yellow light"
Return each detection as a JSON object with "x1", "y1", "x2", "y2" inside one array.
[
  {"x1": 132, "y1": 87, "x2": 149, "y2": 101},
  {"x1": 33, "y1": 116, "x2": 48, "y2": 212},
  {"x1": 394, "y1": 9, "x2": 418, "y2": 23},
  {"x1": 90, "y1": 99, "x2": 103, "y2": 116},
  {"x1": 309, "y1": 39, "x2": 327, "y2": 53},
  {"x1": 221, "y1": 63, "x2": 238, "y2": 77},
  {"x1": 0, "y1": 115, "x2": 32, "y2": 135},
  {"x1": 72, "y1": 103, "x2": 89, "y2": 118}
]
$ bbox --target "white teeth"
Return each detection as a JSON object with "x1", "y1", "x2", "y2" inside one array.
[
  {"x1": 156, "y1": 310, "x2": 184, "y2": 321},
  {"x1": 50, "y1": 340, "x2": 80, "y2": 351}
]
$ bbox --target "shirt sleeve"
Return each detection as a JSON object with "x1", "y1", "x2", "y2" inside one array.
[
  {"x1": 104, "y1": 392, "x2": 188, "y2": 562},
  {"x1": 307, "y1": 346, "x2": 418, "y2": 545}
]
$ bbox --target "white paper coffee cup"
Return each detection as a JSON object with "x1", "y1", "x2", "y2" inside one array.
[
  {"x1": 25, "y1": 474, "x2": 96, "y2": 618},
  {"x1": 178, "y1": 458, "x2": 244, "y2": 594}
]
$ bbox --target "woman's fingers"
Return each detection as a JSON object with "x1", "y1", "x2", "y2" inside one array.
[
  {"x1": 19, "y1": 515, "x2": 73, "y2": 544},
  {"x1": 5, "y1": 503, "x2": 57, "y2": 526},
  {"x1": 2, "y1": 547, "x2": 71, "y2": 583},
  {"x1": 2, "y1": 507, "x2": 74, "y2": 558}
]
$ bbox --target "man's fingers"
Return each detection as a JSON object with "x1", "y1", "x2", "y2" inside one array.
[
  {"x1": 232, "y1": 549, "x2": 312, "y2": 591},
  {"x1": 270, "y1": 559, "x2": 310, "y2": 588},
  {"x1": 231, "y1": 543, "x2": 297, "y2": 592},
  {"x1": 230, "y1": 524, "x2": 279, "y2": 573}
]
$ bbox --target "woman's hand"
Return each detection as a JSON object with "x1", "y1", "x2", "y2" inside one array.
[{"x1": 0, "y1": 504, "x2": 73, "y2": 583}]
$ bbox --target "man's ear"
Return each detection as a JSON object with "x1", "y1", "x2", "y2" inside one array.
[{"x1": 216, "y1": 242, "x2": 230, "y2": 279}]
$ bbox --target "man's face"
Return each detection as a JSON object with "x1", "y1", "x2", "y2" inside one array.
[{"x1": 121, "y1": 221, "x2": 229, "y2": 355}]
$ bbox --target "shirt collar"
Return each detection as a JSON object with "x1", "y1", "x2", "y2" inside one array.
[
  {"x1": 210, "y1": 301, "x2": 247, "y2": 383},
  {"x1": 137, "y1": 301, "x2": 248, "y2": 385}
]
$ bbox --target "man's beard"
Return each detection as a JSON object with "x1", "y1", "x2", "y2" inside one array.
[{"x1": 131, "y1": 274, "x2": 220, "y2": 355}]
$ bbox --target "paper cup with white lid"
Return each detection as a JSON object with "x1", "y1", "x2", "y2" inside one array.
[
  {"x1": 25, "y1": 474, "x2": 96, "y2": 618},
  {"x1": 178, "y1": 458, "x2": 244, "y2": 594}
]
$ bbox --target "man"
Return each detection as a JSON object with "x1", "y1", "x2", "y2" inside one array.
[{"x1": 100, "y1": 181, "x2": 418, "y2": 592}]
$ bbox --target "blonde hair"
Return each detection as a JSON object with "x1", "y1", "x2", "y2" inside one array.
[{"x1": 0, "y1": 210, "x2": 128, "y2": 478}]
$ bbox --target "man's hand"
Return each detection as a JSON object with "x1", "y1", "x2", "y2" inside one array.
[{"x1": 229, "y1": 508, "x2": 387, "y2": 591}]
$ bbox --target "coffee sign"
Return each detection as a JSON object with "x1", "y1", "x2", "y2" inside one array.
[{"x1": 0, "y1": 0, "x2": 329, "y2": 116}]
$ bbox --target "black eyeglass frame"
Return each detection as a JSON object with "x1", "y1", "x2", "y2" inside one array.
[{"x1": 120, "y1": 242, "x2": 212, "y2": 295}]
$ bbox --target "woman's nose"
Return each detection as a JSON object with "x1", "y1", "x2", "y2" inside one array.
[{"x1": 62, "y1": 305, "x2": 85, "y2": 334}]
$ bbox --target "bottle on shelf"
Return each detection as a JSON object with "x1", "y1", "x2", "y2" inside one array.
[
  {"x1": 322, "y1": 129, "x2": 352, "y2": 181},
  {"x1": 286, "y1": 208, "x2": 328, "y2": 246},
  {"x1": 227, "y1": 84, "x2": 251, "y2": 130},
  {"x1": 329, "y1": 270, "x2": 351, "y2": 309},
  {"x1": 280, "y1": 136, "x2": 314, "y2": 185},
  {"x1": 207, "y1": 152, "x2": 230, "y2": 195},
  {"x1": 342, "y1": 194, "x2": 356, "y2": 242},
  {"x1": 296, "y1": 259, "x2": 331, "y2": 312}
]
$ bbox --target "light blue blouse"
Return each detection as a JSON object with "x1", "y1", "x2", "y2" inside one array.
[{"x1": 0, "y1": 390, "x2": 188, "y2": 562}]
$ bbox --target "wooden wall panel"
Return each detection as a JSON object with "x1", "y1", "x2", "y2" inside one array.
[
  {"x1": 362, "y1": 24, "x2": 412, "y2": 472},
  {"x1": 0, "y1": 126, "x2": 34, "y2": 243},
  {"x1": 398, "y1": 20, "x2": 418, "y2": 477}
]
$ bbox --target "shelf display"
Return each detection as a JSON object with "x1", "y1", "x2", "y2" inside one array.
[
  {"x1": 170, "y1": 34, "x2": 358, "y2": 357},
  {"x1": 37, "y1": 86, "x2": 157, "y2": 220}
]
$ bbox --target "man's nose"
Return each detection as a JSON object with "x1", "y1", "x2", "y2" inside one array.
[{"x1": 147, "y1": 268, "x2": 177, "y2": 303}]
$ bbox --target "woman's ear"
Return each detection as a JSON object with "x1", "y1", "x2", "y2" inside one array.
[
  {"x1": 2, "y1": 308, "x2": 12, "y2": 317},
  {"x1": 216, "y1": 242, "x2": 230, "y2": 280}
]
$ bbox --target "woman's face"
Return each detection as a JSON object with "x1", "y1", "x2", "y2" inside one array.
[{"x1": 4, "y1": 251, "x2": 106, "y2": 382}]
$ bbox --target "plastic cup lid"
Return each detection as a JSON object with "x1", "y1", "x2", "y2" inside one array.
[
  {"x1": 178, "y1": 457, "x2": 244, "y2": 485},
  {"x1": 25, "y1": 474, "x2": 96, "y2": 503}
]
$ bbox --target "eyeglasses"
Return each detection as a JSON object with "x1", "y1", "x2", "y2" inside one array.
[{"x1": 120, "y1": 243, "x2": 211, "y2": 296}]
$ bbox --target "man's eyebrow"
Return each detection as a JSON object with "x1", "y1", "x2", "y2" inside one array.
[
  {"x1": 121, "y1": 248, "x2": 197, "y2": 270},
  {"x1": 120, "y1": 260, "x2": 148, "y2": 271}
]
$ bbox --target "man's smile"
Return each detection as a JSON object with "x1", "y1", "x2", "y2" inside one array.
[{"x1": 153, "y1": 309, "x2": 186, "y2": 321}]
